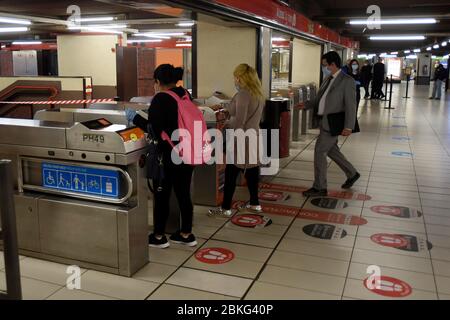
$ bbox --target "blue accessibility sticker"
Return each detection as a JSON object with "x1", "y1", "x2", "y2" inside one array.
[
  {"x1": 42, "y1": 162, "x2": 119, "y2": 198},
  {"x1": 391, "y1": 151, "x2": 413, "y2": 157}
]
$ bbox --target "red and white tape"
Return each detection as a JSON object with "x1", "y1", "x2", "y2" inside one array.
[{"x1": 0, "y1": 98, "x2": 114, "y2": 105}]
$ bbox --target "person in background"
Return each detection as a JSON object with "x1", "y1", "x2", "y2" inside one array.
[
  {"x1": 371, "y1": 57, "x2": 386, "y2": 99},
  {"x1": 341, "y1": 59, "x2": 352, "y2": 75},
  {"x1": 300, "y1": 51, "x2": 360, "y2": 197},
  {"x1": 360, "y1": 60, "x2": 372, "y2": 99},
  {"x1": 209, "y1": 63, "x2": 265, "y2": 217},
  {"x1": 430, "y1": 63, "x2": 448, "y2": 100},
  {"x1": 349, "y1": 59, "x2": 362, "y2": 111},
  {"x1": 125, "y1": 64, "x2": 197, "y2": 248}
]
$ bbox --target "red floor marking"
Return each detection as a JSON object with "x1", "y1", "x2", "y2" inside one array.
[
  {"x1": 364, "y1": 276, "x2": 412, "y2": 298},
  {"x1": 259, "y1": 182, "x2": 371, "y2": 201},
  {"x1": 258, "y1": 191, "x2": 289, "y2": 201},
  {"x1": 195, "y1": 248, "x2": 234, "y2": 264},
  {"x1": 370, "y1": 205, "x2": 422, "y2": 218},
  {"x1": 298, "y1": 209, "x2": 368, "y2": 225},
  {"x1": 371, "y1": 233, "x2": 409, "y2": 248},
  {"x1": 231, "y1": 214, "x2": 265, "y2": 227}
]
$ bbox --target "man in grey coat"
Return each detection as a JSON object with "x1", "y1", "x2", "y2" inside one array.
[{"x1": 300, "y1": 51, "x2": 360, "y2": 197}]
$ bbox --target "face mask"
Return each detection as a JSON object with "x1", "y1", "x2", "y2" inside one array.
[
  {"x1": 235, "y1": 83, "x2": 241, "y2": 91},
  {"x1": 322, "y1": 65, "x2": 331, "y2": 78},
  {"x1": 352, "y1": 64, "x2": 358, "y2": 71}
]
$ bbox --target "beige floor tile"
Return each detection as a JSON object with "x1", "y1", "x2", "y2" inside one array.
[
  {"x1": 432, "y1": 260, "x2": 450, "y2": 277},
  {"x1": 213, "y1": 228, "x2": 281, "y2": 248},
  {"x1": 221, "y1": 220, "x2": 288, "y2": 236},
  {"x1": 424, "y1": 214, "x2": 450, "y2": 227},
  {"x1": 258, "y1": 265, "x2": 345, "y2": 296},
  {"x1": 347, "y1": 262, "x2": 436, "y2": 292},
  {"x1": 354, "y1": 236, "x2": 430, "y2": 258},
  {"x1": 16, "y1": 257, "x2": 87, "y2": 286},
  {"x1": 132, "y1": 262, "x2": 177, "y2": 283},
  {"x1": 200, "y1": 240, "x2": 273, "y2": 262},
  {"x1": 148, "y1": 284, "x2": 238, "y2": 300},
  {"x1": 426, "y1": 224, "x2": 450, "y2": 237},
  {"x1": 244, "y1": 281, "x2": 340, "y2": 300},
  {"x1": 268, "y1": 251, "x2": 349, "y2": 277},
  {"x1": 148, "y1": 247, "x2": 194, "y2": 266},
  {"x1": 439, "y1": 293, "x2": 450, "y2": 300},
  {"x1": 79, "y1": 270, "x2": 159, "y2": 300},
  {"x1": 427, "y1": 234, "x2": 450, "y2": 249},
  {"x1": 361, "y1": 207, "x2": 424, "y2": 223},
  {"x1": 351, "y1": 249, "x2": 433, "y2": 274},
  {"x1": 343, "y1": 278, "x2": 437, "y2": 300},
  {"x1": 47, "y1": 287, "x2": 117, "y2": 300},
  {"x1": 169, "y1": 238, "x2": 207, "y2": 252},
  {"x1": 361, "y1": 216, "x2": 426, "y2": 234},
  {"x1": 436, "y1": 276, "x2": 450, "y2": 295},
  {"x1": 430, "y1": 247, "x2": 450, "y2": 263},
  {"x1": 0, "y1": 272, "x2": 61, "y2": 300},
  {"x1": 166, "y1": 268, "x2": 252, "y2": 297},
  {"x1": 192, "y1": 225, "x2": 222, "y2": 239},
  {"x1": 303, "y1": 200, "x2": 364, "y2": 215},
  {"x1": 277, "y1": 238, "x2": 352, "y2": 261}
]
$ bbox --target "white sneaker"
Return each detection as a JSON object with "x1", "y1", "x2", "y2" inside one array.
[
  {"x1": 208, "y1": 207, "x2": 233, "y2": 217},
  {"x1": 245, "y1": 204, "x2": 262, "y2": 212}
]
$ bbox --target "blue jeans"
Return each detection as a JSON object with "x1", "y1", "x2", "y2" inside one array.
[{"x1": 432, "y1": 79, "x2": 443, "y2": 99}]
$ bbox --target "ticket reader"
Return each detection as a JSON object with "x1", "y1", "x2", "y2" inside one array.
[{"x1": 0, "y1": 118, "x2": 149, "y2": 276}]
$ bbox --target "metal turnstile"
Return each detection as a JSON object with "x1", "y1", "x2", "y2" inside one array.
[{"x1": 0, "y1": 117, "x2": 149, "y2": 276}]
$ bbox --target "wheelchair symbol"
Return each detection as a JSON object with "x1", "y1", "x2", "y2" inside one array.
[
  {"x1": 45, "y1": 171, "x2": 56, "y2": 186},
  {"x1": 88, "y1": 179, "x2": 100, "y2": 190}
]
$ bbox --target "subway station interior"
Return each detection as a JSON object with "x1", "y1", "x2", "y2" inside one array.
[{"x1": 1, "y1": 0, "x2": 450, "y2": 303}]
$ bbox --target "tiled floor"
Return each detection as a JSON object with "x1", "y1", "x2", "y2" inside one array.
[{"x1": 2, "y1": 83, "x2": 450, "y2": 300}]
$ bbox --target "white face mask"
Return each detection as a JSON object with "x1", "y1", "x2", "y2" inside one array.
[
  {"x1": 352, "y1": 64, "x2": 358, "y2": 71},
  {"x1": 322, "y1": 65, "x2": 332, "y2": 78}
]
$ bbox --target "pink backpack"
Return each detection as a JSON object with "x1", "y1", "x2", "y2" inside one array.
[{"x1": 160, "y1": 90, "x2": 212, "y2": 165}]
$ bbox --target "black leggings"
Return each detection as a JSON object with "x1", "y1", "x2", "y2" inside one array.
[
  {"x1": 153, "y1": 162, "x2": 194, "y2": 235},
  {"x1": 222, "y1": 165, "x2": 260, "y2": 210}
]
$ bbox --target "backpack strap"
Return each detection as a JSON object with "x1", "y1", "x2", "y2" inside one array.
[{"x1": 159, "y1": 89, "x2": 184, "y2": 148}]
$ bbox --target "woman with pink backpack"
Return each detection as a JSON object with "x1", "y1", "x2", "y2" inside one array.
[{"x1": 126, "y1": 64, "x2": 203, "y2": 248}]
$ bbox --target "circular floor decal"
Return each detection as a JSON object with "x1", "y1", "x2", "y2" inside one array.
[
  {"x1": 371, "y1": 233, "x2": 433, "y2": 252},
  {"x1": 302, "y1": 224, "x2": 347, "y2": 240},
  {"x1": 231, "y1": 214, "x2": 272, "y2": 228},
  {"x1": 370, "y1": 205, "x2": 422, "y2": 218},
  {"x1": 258, "y1": 191, "x2": 289, "y2": 201},
  {"x1": 311, "y1": 197, "x2": 348, "y2": 210},
  {"x1": 371, "y1": 233, "x2": 409, "y2": 248},
  {"x1": 364, "y1": 276, "x2": 412, "y2": 298},
  {"x1": 195, "y1": 248, "x2": 234, "y2": 264}
]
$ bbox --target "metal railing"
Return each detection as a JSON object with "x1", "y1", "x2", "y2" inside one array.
[{"x1": 0, "y1": 159, "x2": 22, "y2": 300}]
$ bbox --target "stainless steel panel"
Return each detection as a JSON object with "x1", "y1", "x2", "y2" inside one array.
[
  {"x1": 13, "y1": 193, "x2": 41, "y2": 252},
  {"x1": 13, "y1": 50, "x2": 38, "y2": 76},
  {"x1": 34, "y1": 110, "x2": 75, "y2": 123},
  {"x1": 0, "y1": 144, "x2": 117, "y2": 165},
  {"x1": 0, "y1": 119, "x2": 67, "y2": 148},
  {"x1": 38, "y1": 196, "x2": 119, "y2": 268}
]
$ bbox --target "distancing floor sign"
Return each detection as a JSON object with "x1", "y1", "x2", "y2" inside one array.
[
  {"x1": 195, "y1": 248, "x2": 235, "y2": 264},
  {"x1": 302, "y1": 224, "x2": 347, "y2": 240},
  {"x1": 370, "y1": 205, "x2": 422, "y2": 218},
  {"x1": 371, "y1": 233, "x2": 432, "y2": 252},
  {"x1": 364, "y1": 276, "x2": 412, "y2": 298},
  {"x1": 231, "y1": 214, "x2": 272, "y2": 228},
  {"x1": 258, "y1": 191, "x2": 290, "y2": 202}
]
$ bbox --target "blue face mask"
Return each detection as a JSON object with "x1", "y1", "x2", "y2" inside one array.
[{"x1": 322, "y1": 65, "x2": 331, "y2": 78}]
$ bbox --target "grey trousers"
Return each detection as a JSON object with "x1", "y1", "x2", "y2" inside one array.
[
  {"x1": 313, "y1": 127, "x2": 357, "y2": 190},
  {"x1": 431, "y1": 79, "x2": 443, "y2": 99}
]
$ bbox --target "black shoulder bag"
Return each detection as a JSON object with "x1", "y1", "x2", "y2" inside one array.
[{"x1": 145, "y1": 123, "x2": 165, "y2": 193}]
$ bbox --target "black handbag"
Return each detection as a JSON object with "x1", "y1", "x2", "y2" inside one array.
[{"x1": 145, "y1": 123, "x2": 165, "y2": 193}]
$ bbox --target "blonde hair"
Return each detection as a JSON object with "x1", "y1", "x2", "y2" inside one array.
[{"x1": 234, "y1": 63, "x2": 264, "y2": 100}]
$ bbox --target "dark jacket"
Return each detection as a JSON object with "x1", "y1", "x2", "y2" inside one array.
[
  {"x1": 360, "y1": 64, "x2": 372, "y2": 84},
  {"x1": 434, "y1": 66, "x2": 448, "y2": 81},
  {"x1": 373, "y1": 62, "x2": 385, "y2": 81}
]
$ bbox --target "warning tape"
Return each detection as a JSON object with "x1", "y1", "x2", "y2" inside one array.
[{"x1": 0, "y1": 98, "x2": 114, "y2": 105}]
